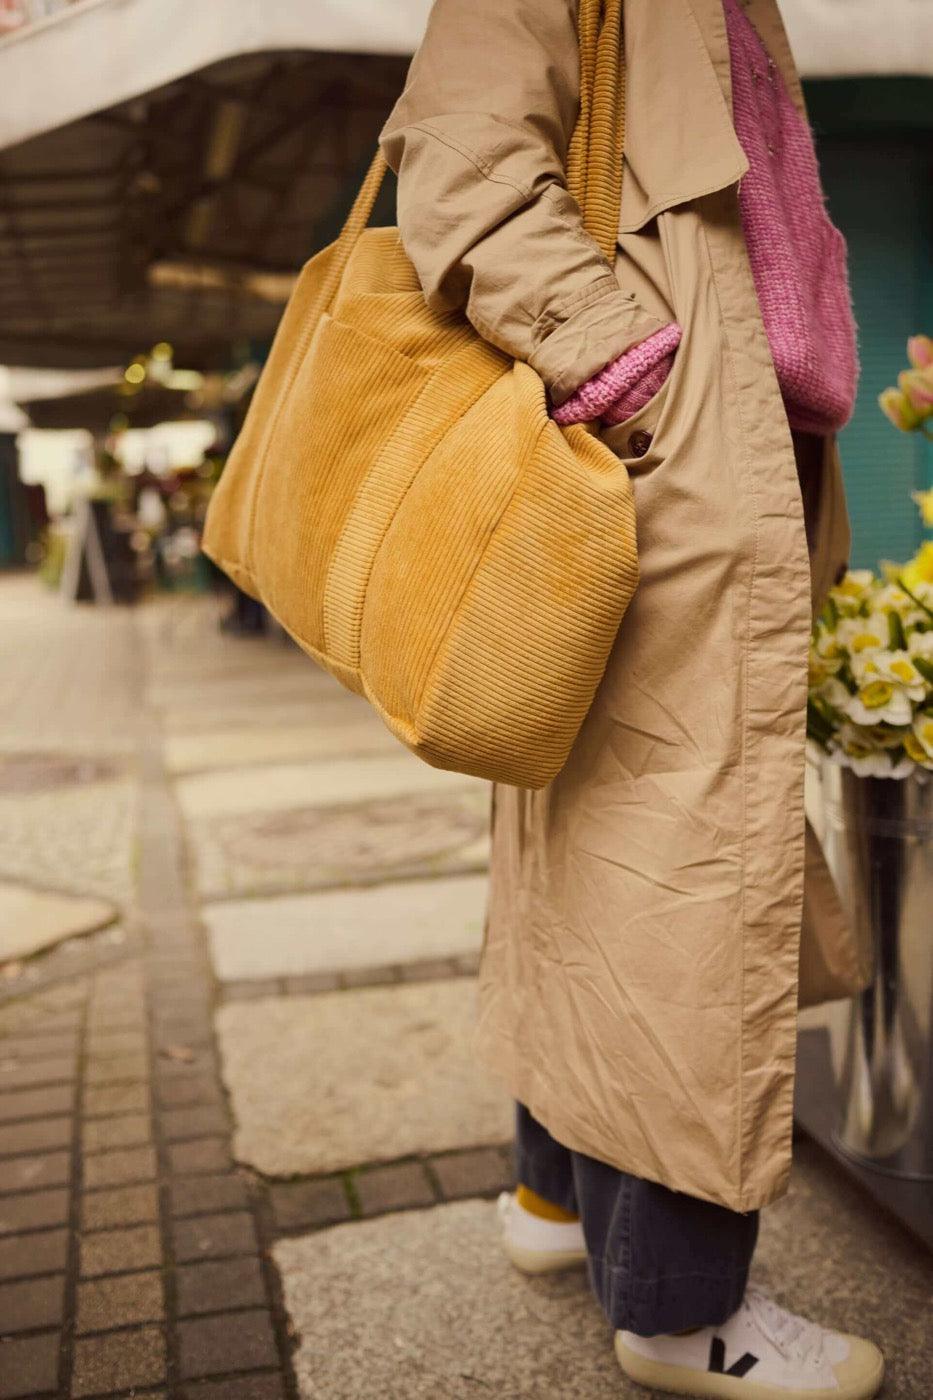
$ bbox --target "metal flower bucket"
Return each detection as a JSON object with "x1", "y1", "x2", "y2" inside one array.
[{"x1": 820, "y1": 759, "x2": 933, "y2": 1180}]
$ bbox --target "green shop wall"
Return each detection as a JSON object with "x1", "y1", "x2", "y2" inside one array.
[{"x1": 806, "y1": 78, "x2": 933, "y2": 570}]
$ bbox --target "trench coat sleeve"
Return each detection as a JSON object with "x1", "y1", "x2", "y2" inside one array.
[{"x1": 378, "y1": 0, "x2": 667, "y2": 406}]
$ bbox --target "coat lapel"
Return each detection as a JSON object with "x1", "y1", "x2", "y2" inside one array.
[{"x1": 619, "y1": 0, "x2": 806, "y2": 232}]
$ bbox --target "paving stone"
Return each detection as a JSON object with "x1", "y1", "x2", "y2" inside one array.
[
  {"x1": 275, "y1": 1201, "x2": 621, "y2": 1399},
  {"x1": 0, "y1": 1085, "x2": 75, "y2": 1123},
  {"x1": 339, "y1": 966, "x2": 399, "y2": 989},
  {"x1": 432, "y1": 1147, "x2": 512, "y2": 1200},
  {"x1": 179, "y1": 1377, "x2": 284, "y2": 1400},
  {"x1": 172, "y1": 1210, "x2": 257, "y2": 1263},
  {"x1": 175, "y1": 1255, "x2": 266, "y2": 1316},
  {"x1": 357, "y1": 1163, "x2": 436, "y2": 1215},
  {"x1": 0, "y1": 1330, "x2": 59, "y2": 1398},
  {"x1": 161, "y1": 1104, "x2": 228, "y2": 1141},
  {"x1": 82, "y1": 1145, "x2": 157, "y2": 1188},
  {"x1": 175, "y1": 753, "x2": 468, "y2": 820},
  {"x1": 0, "y1": 1275, "x2": 65, "y2": 1333},
  {"x1": 399, "y1": 957, "x2": 460, "y2": 983},
  {"x1": 0, "y1": 1116, "x2": 72, "y2": 1157},
  {"x1": 1, "y1": 1151, "x2": 70, "y2": 1192},
  {"x1": 0, "y1": 1034, "x2": 78, "y2": 1061},
  {"x1": 165, "y1": 717, "x2": 393, "y2": 774},
  {"x1": 82, "y1": 1112, "x2": 152, "y2": 1153},
  {"x1": 155, "y1": 1072, "x2": 220, "y2": 1108},
  {"x1": 81, "y1": 1223, "x2": 161, "y2": 1277},
  {"x1": 222, "y1": 979, "x2": 286, "y2": 1003},
  {"x1": 83, "y1": 1083, "x2": 151, "y2": 1118},
  {"x1": 0, "y1": 881, "x2": 115, "y2": 962},
  {"x1": 157, "y1": 1048, "x2": 217, "y2": 1079},
  {"x1": 152, "y1": 1020, "x2": 213, "y2": 1052},
  {"x1": 0, "y1": 1188, "x2": 69, "y2": 1235},
  {"x1": 76, "y1": 1270, "x2": 165, "y2": 1333},
  {"x1": 82, "y1": 1182, "x2": 159, "y2": 1230},
  {"x1": 206, "y1": 875, "x2": 487, "y2": 983},
  {"x1": 0, "y1": 1229, "x2": 67, "y2": 1281},
  {"x1": 216, "y1": 982, "x2": 512, "y2": 1176},
  {"x1": 86, "y1": 1031, "x2": 148, "y2": 1060},
  {"x1": 86, "y1": 1008, "x2": 147, "y2": 1035},
  {"x1": 71, "y1": 1325, "x2": 166, "y2": 1396},
  {"x1": 84, "y1": 1054, "x2": 149, "y2": 1086},
  {"x1": 178, "y1": 1308, "x2": 277, "y2": 1379},
  {"x1": 270, "y1": 1179, "x2": 351, "y2": 1231},
  {"x1": 168, "y1": 1136, "x2": 231, "y2": 1176},
  {"x1": 0, "y1": 1055, "x2": 75, "y2": 1091},
  {"x1": 170, "y1": 1173, "x2": 249, "y2": 1217}
]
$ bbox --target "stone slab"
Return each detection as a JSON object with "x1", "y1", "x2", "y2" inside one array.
[
  {"x1": 163, "y1": 717, "x2": 398, "y2": 775},
  {"x1": 206, "y1": 874, "x2": 487, "y2": 982},
  {"x1": 188, "y1": 788, "x2": 489, "y2": 902},
  {"x1": 175, "y1": 754, "x2": 485, "y2": 821},
  {"x1": 216, "y1": 981, "x2": 511, "y2": 1176},
  {"x1": 0, "y1": 882, "x2": 115, "y2": 963},
  {"x1": 275, "y1": 1200, "x2": 621, "y2": 1399},
  {"x1": 275, "y1": 1139, "x2": 933, "y2": 1399}
]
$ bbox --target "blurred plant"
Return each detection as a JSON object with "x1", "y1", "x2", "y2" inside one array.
[{"x1": 879, "y1": 335, "x2": 933, "y2": 438}]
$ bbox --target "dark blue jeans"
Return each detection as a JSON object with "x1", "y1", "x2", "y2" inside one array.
[{"x1": 516, "y1": 1103, "x2": 759, "y2": 1337}]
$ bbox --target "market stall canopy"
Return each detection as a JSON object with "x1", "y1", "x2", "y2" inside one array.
[{"x1": 1, "y1": 0, "x2": 931, "y2": 370}]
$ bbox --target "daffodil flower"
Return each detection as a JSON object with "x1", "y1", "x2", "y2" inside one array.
[
  {"x1": 913, "y1": 712, "x2": 933, "y2": 761},
  {"x1": 912, "y1": 489, "x2": 933, "y2": 529},
  {"x1": 901, "y1": 541, "x2": 933, "y2": 593}
]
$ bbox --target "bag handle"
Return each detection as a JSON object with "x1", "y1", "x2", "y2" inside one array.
[{"x1": 319, "y1": 0, "x2": 625, "y2": 310}]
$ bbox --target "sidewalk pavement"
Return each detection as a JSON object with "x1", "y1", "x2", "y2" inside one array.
[{"x1": 0, "y1": 575, "x2": 930, "y2": 1400}]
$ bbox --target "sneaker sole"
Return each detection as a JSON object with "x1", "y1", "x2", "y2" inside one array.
[
  {"x1": 615, "y1": 1334, "x2": 885, "y2": 1400},
  {"x1": 502, "y1": 1237, "x2": 588, "y2": 1275}
]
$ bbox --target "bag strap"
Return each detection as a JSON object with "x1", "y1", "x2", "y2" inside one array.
[{"x1": 322, "y1": 0, "x2": 625, "y2": 305}]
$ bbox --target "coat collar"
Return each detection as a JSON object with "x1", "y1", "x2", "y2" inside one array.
[{"x1": 618, "y1": 0, "x2": 805, "y2": 232}]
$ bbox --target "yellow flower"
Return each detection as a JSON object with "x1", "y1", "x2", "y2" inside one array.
[
  {"x1": 904, "y1": 732, "x2": 930, "y2": 765},
  {"x1": 913, "y1": 488, "x2": 933, "y2": 528},
  {"x1": 901, "y1": 541, "x2": 933, "y2": 592},
  {"x1": 879, "y1": 387, "x2": 922, "y2": 432},
  {"x1": 858, "y1": 680, "x2": 894, "y2": 709},
  {"x1": 914, "y1": 713, "x2": 933, "y2": 759}
]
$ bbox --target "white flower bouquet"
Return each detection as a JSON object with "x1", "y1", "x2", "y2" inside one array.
[{"x1": 808, "y1": 489, "x2": 933, "y2": 779}]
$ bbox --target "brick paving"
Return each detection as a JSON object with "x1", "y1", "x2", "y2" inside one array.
[{"x1": 0, "y1": 585, "x2": 513, "y2": 1400}]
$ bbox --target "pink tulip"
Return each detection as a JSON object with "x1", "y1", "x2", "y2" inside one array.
[
  {"x1": 907, "y1": 335, "x2": 933, "y2": 370},
  {"x1": 879, "y1": 387, "x2": 922, "y2": 432}
]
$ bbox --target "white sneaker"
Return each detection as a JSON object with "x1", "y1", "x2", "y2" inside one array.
[
  {"x1": 496, "y1": 1191, "x2": 587, "y2": 1274},
  {"x1": 615, "y1": 1287, "x2": 884, "y2": 1400}
]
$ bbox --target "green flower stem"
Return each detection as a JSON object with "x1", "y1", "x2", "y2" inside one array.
[{"x1": 897, "y1": 575, "x2": 933, "y2": 621}]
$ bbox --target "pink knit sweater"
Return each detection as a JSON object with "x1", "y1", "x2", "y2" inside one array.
[{"x1": 555, "y1": 0, "x2": 858, "y2": 435}]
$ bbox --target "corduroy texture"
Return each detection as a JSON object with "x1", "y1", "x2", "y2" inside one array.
[{"x1": 201, "y1": 0, "x2": 634, "y2": 790}]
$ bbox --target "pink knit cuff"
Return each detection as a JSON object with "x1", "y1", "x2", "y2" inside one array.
[
  {"x1": 551, "y1": 323, "x2": 683, "y2": 426},
  {"x1": 602, "y1": 355, "x2": 674, "y2": 424}
]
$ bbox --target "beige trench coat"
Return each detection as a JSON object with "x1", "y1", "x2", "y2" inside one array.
[{"x1": 381, "y1": 0, "x2": 866, "y2": 1211}]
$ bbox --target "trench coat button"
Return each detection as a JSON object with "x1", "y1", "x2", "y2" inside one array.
[{"x1": 628, "y1": 429, "x2": 653, "y2": 458}]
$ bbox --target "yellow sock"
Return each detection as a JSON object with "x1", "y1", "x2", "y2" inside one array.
[{"x1": 516, "y1": 1184, "x2": 580, "y2": 1223}]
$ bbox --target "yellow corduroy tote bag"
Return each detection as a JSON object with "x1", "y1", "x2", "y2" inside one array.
[{"x1": 202, "y1": 0, "x2": 635, "y2": 790}]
